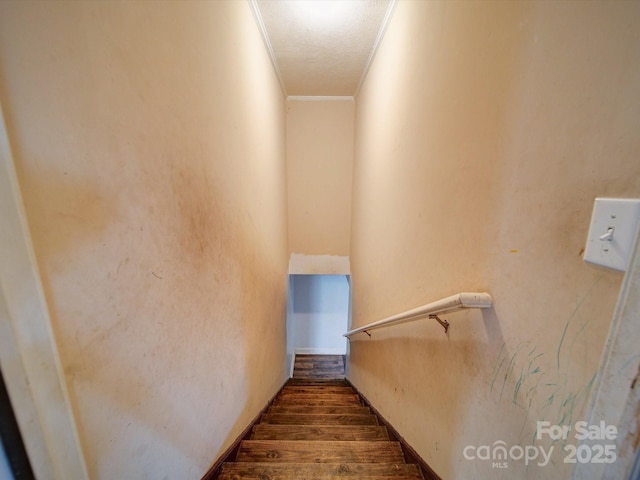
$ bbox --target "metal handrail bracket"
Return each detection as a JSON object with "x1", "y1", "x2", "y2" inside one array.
[{"x1": 343, "y1": 292, "x2": 492, "y2": 338}]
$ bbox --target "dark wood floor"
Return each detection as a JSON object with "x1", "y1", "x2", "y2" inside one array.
[{"x1": 218, "y1": 355, "x2": 425, "y2": 479}]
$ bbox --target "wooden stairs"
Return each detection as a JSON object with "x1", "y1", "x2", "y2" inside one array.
[{"x1": 213, "y1": 355, "x2": 430, "y2": 480}]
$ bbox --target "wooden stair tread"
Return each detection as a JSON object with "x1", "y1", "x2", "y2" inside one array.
[
  {"x1": 274, "y1": 398, "x2": 361, "y2": 406},
  {"x1": 219, "y1": 462, "x2": 424, "y2": 479},
  {"x1": 294, "y1": 355, "x2": 344, "y2": 362},
  {"x1": 261, "y1": 413, "x2": 378, "y2": 425},
  {"x1": 294, "y1": 359, "x2": 344, "y2": 365},
  {"x1": 276, "y1": 392, "x2": 360, "y2": 401},
  {"x1": 293, "y1": 369, "x2": 345, "y2": 375},
  {"x1": 295, "y1": 354, "x2": 344, "y2": 358},
  {"x1": 273, "y1": 397, "x2": 361, "y2": 407},
  {"x1": 252, "y1": 425, "x2": 389, "y2": 441},
  {"x1": 285, "y1": 378, "x2": 349, "y2": 386},
  {"x1": 295, "y1": 361, "x2": 343, "y2": 367},
  {"x1": 292, "y1": 374, "x2": 346, "y2": 380},
  {"x1": 278, "y1": 391, "x2": 357, "y2": 398},
  {"x1": 281, "y1": 385, "x2": 355, "y2": 394},
  {"x1": 269, "y1": 405, "x2": 370, "y2": 415},
  {"x1": 294, "y1": 362, "x2": 344, "y2": 370},
  {"x1": 236, "y1": 440, "x2": 405, "y2": 464},
  {"x1": 206, "y1": 354, "x2": 433, "y2": 480},
  {"x1": 293, "y1": 367, "x2": 344, "y2": 373},
  {"x1": 292, "y1": 355, "x2": 345, "y2": 380}
]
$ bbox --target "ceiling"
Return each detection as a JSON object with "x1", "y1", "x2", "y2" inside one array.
[{"x1": 252, "y1": 0, "x2": 395, "y2": 97}]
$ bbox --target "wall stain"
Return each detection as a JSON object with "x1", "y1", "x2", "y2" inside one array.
[
  {"x1": 491, "y1": 341, "x2": 545, "y2": 411},
  {"x1": 490, "y1": 275, "x2": 604, "y2": 448},
  {"x1": 557, "y1": 275, "x2": 602, "y2": 371},
  {"x1": 489, "y1": 343, "x2": 506, "y2": 394}
]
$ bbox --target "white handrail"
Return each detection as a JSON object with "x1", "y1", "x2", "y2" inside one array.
[{"x1": 343, "y1": 292, "x2": 493, "y2": 337}]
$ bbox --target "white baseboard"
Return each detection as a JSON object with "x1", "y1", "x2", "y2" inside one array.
[
  {"x1": 294, "y1": 348, "x2": 347, "y2": 355},
  {"x1": 289, "y1": 352, "x2": 295, "y2": 378}
]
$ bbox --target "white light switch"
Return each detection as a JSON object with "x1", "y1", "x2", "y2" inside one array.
[{"x1": 583, "y1": 198, "x2": 640, "y2": 272}]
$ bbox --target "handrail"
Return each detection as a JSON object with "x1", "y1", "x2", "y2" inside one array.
[{"x1": 343, "y1": 292, "x2": 493, "y2": 338}]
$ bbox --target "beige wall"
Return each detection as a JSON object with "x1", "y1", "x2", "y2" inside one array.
[
  {"x1": 286, "y1": 99, "x2": 354, "y2": 256},
  {"x1": 349, "y1": 1, "x2": 640, "y2": 479},
  {"x1": 0, "y1": 107, "x2": 87, "y2": 478},
  {"x1": 0, "y1": 1, "x2": 288, "y2": 479}
]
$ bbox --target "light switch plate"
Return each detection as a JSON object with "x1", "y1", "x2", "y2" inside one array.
[{"x1": 583, "y1": 198, "x2": 640, "y2": 272}]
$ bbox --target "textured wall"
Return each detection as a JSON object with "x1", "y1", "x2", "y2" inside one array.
[
  {"x1": 286, "y1": 99, "x2": 354, "y2": 256},
  {"x1": 349, "y1": 1, "x2": 640, "y2": 479},
  {"x1": 0, "y1": 1, "x2": 288, "y2": 478}
]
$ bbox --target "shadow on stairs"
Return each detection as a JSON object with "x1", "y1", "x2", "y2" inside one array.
[{"x1": 203, "y1": 354, "x2": 440, "y2": 480}]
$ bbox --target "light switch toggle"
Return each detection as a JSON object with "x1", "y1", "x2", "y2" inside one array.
[
  {"x1": 599, "y1": 227, "x2": 614, "y2": 242},
  {"x1": 584, "y1": 198, "x2": 640, "y2": 272}
]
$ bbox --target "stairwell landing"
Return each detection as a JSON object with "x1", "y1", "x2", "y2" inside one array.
[{"x1": 212, "y1": 354, "x2": 435, "y2": 479}]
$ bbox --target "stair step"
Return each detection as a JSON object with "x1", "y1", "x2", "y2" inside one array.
[
  {"x1": 282, "y1": 385, "x2": 355, "y2": 395},
  {"x1": 293, "y1": 368, "x2": 345, "y2": 374},
  {"x1": 294, "y1": 361, "x2": 344, "y2": 369},
  {"x1": 293, "y1": 367, "x2": 344, "y2": 373},
  {"x1": 293, "y1": 363, "x2": 344, "y2": 374},
  {"x1": 292, "y1": 373, "x2": 346, "y2": 380},
  {"x1": 276, "y1": 393, "x2": 361, "y2": 404},
  {"x1": 252, "y1": 424, "x2": 389, "y2": 441},
  {"x1": 209, "y1": 355, "x2": 434, "y2": 480},
  {"x1": 295, "y1": 354, "x2": 344, "y2": 363},
  {"x1": 269, "y1": 405, "x2": 370, "y2": 415},
  {"x1": 219, "y1": 462, "x2": 425, "y2": 479},
  {"x1": 272, "y1": 397, "x2": 362, "y2": 407},
  {"x1": 286, "y1": 378, "x2": 349, "y2": 386},
  {"x1": 260, "y1": 413, "x2": 378, "y2": 425},
  {"x1": 294, "y1": 358, "x2": 344, "y2": 371},
  {"x1": 236, "y1": 440, "x2": 405, "y2": 464},
  {"x1": 291, "y1": 355, "x2": 346, "y2": 380}
]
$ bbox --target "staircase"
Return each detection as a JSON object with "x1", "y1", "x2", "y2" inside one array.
[{"x1": 218, "y1": 355, "x2": 425, "y2": 479}]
